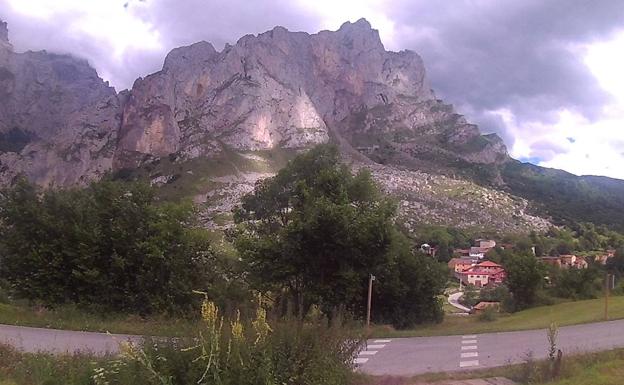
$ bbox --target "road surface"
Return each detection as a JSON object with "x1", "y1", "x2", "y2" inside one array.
[
  {"x1": 2, "y1": 319, "x2": 624, "y2": 376},
  {"x1": 448, "y1": 292, "x2": 471, "y2": 313},
  {"x1": 0, "y1": 324, "x2": 141, "y2": 354},
  {"x1": 356, "y1": 318, "x2": 624, "y2": 376}
]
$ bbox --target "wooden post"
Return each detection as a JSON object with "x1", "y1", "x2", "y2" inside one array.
[{"x1": 366, "y1": 274, "x2": 375, "y2": 328}]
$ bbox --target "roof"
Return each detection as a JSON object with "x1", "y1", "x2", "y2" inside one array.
[
  {"x1": 474, "y1": 301, "x2": 500, "y2": 310},
  {"x1": 476, "y1": 261, "x2": 502, "y2": 268}
]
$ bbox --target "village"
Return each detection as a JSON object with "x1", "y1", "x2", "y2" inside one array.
[{"x1": 423, "y1": 239, "x2": 619, "y2": 314}]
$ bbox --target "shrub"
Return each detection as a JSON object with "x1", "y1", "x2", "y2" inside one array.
[
  {"x1": 95, "y1": 295, "x2": 364, "y2": 385},
  {"x1": 0, "y1": 179, "x2": 215, "y2": 315},
  {"x1": 477, "y1": 306, "x2": 498, "y2": 322}
]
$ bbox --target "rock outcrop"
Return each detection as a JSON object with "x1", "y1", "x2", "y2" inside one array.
[{"x1": 0, "y1": 19, "x2": 120, "y2": 187}]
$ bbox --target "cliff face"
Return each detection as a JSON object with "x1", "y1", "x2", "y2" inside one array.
[
  {"x1": 116, "y1": 19, "x2": 506, "y2": 172},
  {"x1": 0, "y1": 18, "x2": 551, "y2": 233},
  {"x1": 0, "y1": 20, "x2": 120, "y2": 187}
]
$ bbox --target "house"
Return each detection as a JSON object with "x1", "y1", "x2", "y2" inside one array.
[
  {"x1": 541, "y1": 255, "x2": 588, "y2": 269},
  {"x1": 540, "y1": 256, "x2": 562, "y2": 268},
  {"x1": 469, "y1": 247, "x2": 490, "y2": 259},
  {"x1": 454, "y1": 248, "x2": 471, "y2": 258},
  {"x1": 476, "y1": 239, "x2": 497, "y2": 249},
  {"x1": 420, "y1": 243, "x2": 438, "y2": 257},
  {"x1": 559, "y1": 255, "x2": 588, "y2": 269},
  {"x1": 448, "y1": 258, "x2": 476, "y2": 277},
  {"x1": 471, "y1": 301, "x2": 500, "y2": 314},
  {"x1": 459, "y1": 261, "x2": 506, "y2": 287}
]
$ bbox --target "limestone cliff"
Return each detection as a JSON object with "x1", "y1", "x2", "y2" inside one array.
[
  {"x1": 0, "y1": 18, "x2": 549, "y2": 233},
  {"x1": 0, "y1": 20, "x2": 120, "y2": 187}
]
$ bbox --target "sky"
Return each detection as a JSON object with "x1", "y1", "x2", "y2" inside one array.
[{"x1": 1, "y1": 0, "x2": 623, "y2": 179}]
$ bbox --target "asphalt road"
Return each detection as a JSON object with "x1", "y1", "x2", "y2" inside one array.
[
  {"x1": 358, "y1": 318, "x2": 624, "y2": 376},
  {"x1": 0, "y1": 324, "x2": 141, "y2": 354},
  {"x1": 448, "y1": 292, "x2": 470, "y2": 313},
  {"x1": 2, "y1": 319, "x2": 624, "y2": 377}
]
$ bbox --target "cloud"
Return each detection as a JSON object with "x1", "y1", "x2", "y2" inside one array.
[
  {"x1": 0, "y1": 0, "x2": 321, "y2": 90},
  {"x1": 388, "y1": 0, "x2": 624, "y2": 130}
]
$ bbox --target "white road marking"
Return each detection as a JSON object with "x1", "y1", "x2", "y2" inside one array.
[
  {"x1": 367, "y1": 344, "x2": 386, "y2": 349},
  {"x1": 462, "y1": 335, "x2": 477, "y2": 339},
  {"x1": 462, "y1": 339, "x2": 477, "y2": 344},
  {"x1": 360, "y1": 350, "x2": 378, "y2": 355},
  {"x1": 459, "y1": 360, "x2": 480, "y2": 368},
  {"x1": 373, "y1": 339, "x2": 392, "y2": 343},
  {"x1": 461, "y1": 352, "x2": 479, "y2": 358},
  {"x1": 354, "y1": 358, "x2": 369, "y2": 364},
  {"x1": 461, "y1": 345, "x2": 478, "y2": 350}
]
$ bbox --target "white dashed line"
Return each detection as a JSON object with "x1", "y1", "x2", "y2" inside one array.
[
  {"x1": 355, "y1": 339, "x2": 392, "y2": 366},
  {"x1": 460, "y1": 360, "x2": 480, "y2": 367},
  {"x1": 459, "y1": 335, "x2": 480, "y2": 368}
]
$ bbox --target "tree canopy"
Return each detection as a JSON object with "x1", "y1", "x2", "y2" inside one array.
[
  {"x1": 0, "y1": 178, "x2": 213, "y2": 315},
  {"x1": 232, "y1": 145, "x2": 445, "y2": 327}
]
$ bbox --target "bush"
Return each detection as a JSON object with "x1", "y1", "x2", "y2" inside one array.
[
  {"x1": 477, "y1": 306, "x2": 498, "y2": 322},
  {"x1": 95, "y1": 296, "x2": 363, "y2": 385},
  {"x1": 0, "y1": 179, "x2": 215, "y2": 315}
]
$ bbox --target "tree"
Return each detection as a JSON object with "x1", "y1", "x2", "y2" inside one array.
[
  {"x1": 0, "y1": 178, "x2": 213, "y2": 315},
  {"x1": 232, "y1": 145, "x2": 445, "y2": 327},
  {"x1": 503, "y1": 253, "x2": 545, "y2": 311}
]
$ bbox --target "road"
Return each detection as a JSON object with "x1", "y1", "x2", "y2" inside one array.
[
  {"x1": 0, "y1": 324, "x2": 141, "y2": 354},
  {"x1": 448, "y1": 291, "x2": 470, "y2": 313},
  {"x1": 357, "y1": 318, "x2": 624, "y2": 376},
  {"x1": 2, "y1": 319, "x2": 624, "y2": 376}
]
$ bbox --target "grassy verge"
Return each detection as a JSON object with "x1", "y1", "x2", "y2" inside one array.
[
  {"x1": 372, "y1": 295, "x2": 624, "y2": 338},
  {"x1": 0, "y1": 303, "x2": 199, "y2": 336}
]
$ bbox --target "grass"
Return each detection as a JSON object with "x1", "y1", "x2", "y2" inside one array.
[
  {"x1": 372, "y1": 295, "x2": 624, "y2": 338},
  {"x1": 0, "y1": 303, "x2": 199, "y2": 337},
  {"x1": 0, "y1": 344, "x2": 108, "y2": 385}
]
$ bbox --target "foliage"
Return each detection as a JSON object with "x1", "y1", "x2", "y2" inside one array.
[
  {"x1": 549, "y1": 266, "x2": 603, "y2": 300},
  {"x1": 504, "y1": 253, "x2": 545, "y2": 311},
  {"x1": 413, "y1": 225, "x2": 472, "y2": 262},
  {"x1": 502, "y1": 161, "x2": 624, "y2": 232},
  {"x1": 0, "y1": 178, "x2": 214, "y2": 315},
  {"x1": 232, "y1": 145, "x2": 446, "y2": 328},
  {"x1": 477, "y1": 306, "x2": 498, "y2": 322},
  {"x1": 96, "y1": 297, "x2": 363, "y2": 385}
]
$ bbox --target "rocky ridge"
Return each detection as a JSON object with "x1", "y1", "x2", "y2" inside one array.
[{"x1": 0, "y1": 18, "x2": 549, "y2": 233}]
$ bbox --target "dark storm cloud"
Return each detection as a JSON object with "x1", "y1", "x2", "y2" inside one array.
[
  {"x1": 389, "y1": 0, "x2": 624, "y2": 146},
  {"x1": 0, "y1": 0, "x2": 320, "y2": 90}
]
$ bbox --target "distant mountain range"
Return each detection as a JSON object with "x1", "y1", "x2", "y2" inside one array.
[{"x1": 1, "y1": 18, "x2": 623, "y2": 232}]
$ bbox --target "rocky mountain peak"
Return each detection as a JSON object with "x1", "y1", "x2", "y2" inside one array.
[{"x1": 0, "y1": 19, "x2": 13, "y2": 53}]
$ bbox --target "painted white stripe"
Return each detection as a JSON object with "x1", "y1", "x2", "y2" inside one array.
[
  {"x1": 462, "y1": 335, "x2": 477, "y2": 339},
  {"x1": 459, "y1": 360, "x2": 480, "y2": 368},
  {"x1": 354, "y1": 358, "x2": 369, "y2": 364},
  {"x1": 367, "y1": 344, "x2": 386, "y2": 349},
  {"x1": 461, "y1": 352, "x2": 479, "y2": 358},
  {"x1": 359, "y1": 350, "x2": 378, "y2": 355},
  {"x1": 373, "y1": 339, "x2": 392, "y2": 343},
  {"x1": 462, "y1": 339, "x2": 477, "y2": 344},
  {"x1": 461, "y1": 345, "x2": 478, "y2": 350}
]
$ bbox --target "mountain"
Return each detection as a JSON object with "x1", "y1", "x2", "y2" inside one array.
[{"x1": 1, "y1": 18, "x2": 623, "y2": 232}]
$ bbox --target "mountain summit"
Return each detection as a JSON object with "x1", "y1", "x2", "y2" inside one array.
[{"x1": 1, "y1": 19, "x2": 623, "y2": 232}]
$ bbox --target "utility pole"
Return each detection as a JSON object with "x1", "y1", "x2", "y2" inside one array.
[
  {"x1": 366, "y1": 274, "x2": 376, "y2": 328},
  {"x1": 605, "y1": 273, "x2": 611, "y2": 321}
]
